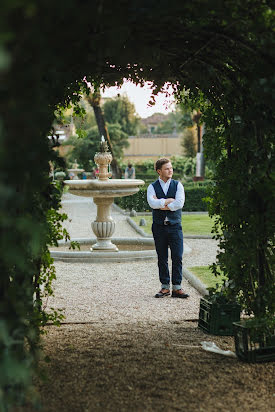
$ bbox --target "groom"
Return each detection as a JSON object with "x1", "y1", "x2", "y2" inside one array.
[{"x1": 147, "y1": 158, "x2": 189, "y2": 299}]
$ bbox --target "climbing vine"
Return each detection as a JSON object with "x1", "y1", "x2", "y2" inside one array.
[{"x1": 0, "y1": 0, "x2": 274, "y2": 409}]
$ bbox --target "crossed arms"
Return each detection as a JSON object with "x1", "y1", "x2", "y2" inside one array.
[
  {"x1": 147, "y1": 182, "x2": 185, "y2": 211},
  {"x1": 153, "y1": 196, "x2": 175, "y2": 210}
]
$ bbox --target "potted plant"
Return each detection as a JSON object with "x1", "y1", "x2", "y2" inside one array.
[{"x1": 54, "y1": 171, "x2": 66, "y2": 181}]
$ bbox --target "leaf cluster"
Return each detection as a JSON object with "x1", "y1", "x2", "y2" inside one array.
[{"x1": 0, "y1": 0, "x2": 274, "y2": 407}]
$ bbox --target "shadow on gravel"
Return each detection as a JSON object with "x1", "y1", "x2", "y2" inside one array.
[{"x1": 17, "y1": 322, "x2": 274, "y2": 412}]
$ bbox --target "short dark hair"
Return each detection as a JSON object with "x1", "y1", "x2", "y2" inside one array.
[{"x1": 155, "y1": 158, "x2": 170, "y2": 171}]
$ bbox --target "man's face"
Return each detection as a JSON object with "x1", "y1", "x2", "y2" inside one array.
[{"x1": 158, "y1": 162, "x2": 173, "y2": 180}]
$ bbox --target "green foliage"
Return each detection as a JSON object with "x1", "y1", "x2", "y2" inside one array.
[
  {"x1": 0, "y1": 176, "x2": 68, "y2": 410},
  {"x1": 66, "y1": 129, "x2": 99, "y2": 171},
  {"x1": 184, "y1": 186, "x2": 208, "y2": 211},
  {"x1": 153, "y1": 109, "x2": 185, "y2": 134},
  {"x1": 170, "y1": 155, "x2": 196, "y2": 177},
  {"x1": 103, "y1": 95, "x2": 140, "y2": 135},
  {"x1": 54, "y1": 171, "x2": 66, "y2": 180},
  {"x1": 107, "y1": 123, "x2": 129, "y2": 160},
  {"x1": 66, "y1": 122, "x2": 129, "y2": 171},
  {"x1": 181, "y1": 128, "x2": 196, "y2": 157},
  {"x1": 240, "y1": 316, "x2": 275, "y2": 343},
  {"x1": 202, "y1": 87, "x2": 275, "y2": 321},
  {"x1": 133, "y1": 157, "x2": 196, "y2": 181},
  {"x1": 74, "y1": 110, "x2": 97, "y2": 131},
  {"x1": 114, "y1": 185, "x2": 208, "y2": 212},
  {"x1": 115, "y1": 187, "x2": 149, "y2": 212},
  {"x1": 1, "y1": 0, "x2": 274, "y2": 407}
]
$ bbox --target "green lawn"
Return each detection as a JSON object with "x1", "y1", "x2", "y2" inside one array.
[
  {"x1": 132, "y1": 214, "x2": 214, "y2": 236},
  {"x1": 188, "y1": 266, "x2": 226, "y2": 288}
]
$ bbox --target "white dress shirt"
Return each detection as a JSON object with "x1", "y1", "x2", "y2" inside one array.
[{"x1": 147, "y1": 178, "x2": 185, "y2": 211}]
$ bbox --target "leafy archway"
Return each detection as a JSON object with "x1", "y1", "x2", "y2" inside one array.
[{"x1": 0, "y1": 1, "x2": 274, "y2": 408}]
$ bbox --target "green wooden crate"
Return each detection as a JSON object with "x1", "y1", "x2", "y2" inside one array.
[{"x1": 198, "y1": 297, "x2": 241, "y2": 336}]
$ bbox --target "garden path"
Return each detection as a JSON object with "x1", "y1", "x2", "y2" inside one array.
[
  {"x1": 21, "y1": 193, "x2": 274, "y2": 412},
  {"x1": 50, "y1": 193, "x2": 218, "y2": 323}
]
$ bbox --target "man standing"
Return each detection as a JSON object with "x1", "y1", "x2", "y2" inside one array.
[
  {"x1": 147, "y1": 158, "x2": 189, "y2": 299},
  {"x1": 124, "y1": 163, "x2": 136, "y2": 179}
]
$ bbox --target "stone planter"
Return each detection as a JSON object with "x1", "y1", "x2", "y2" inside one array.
[{"x1": 54, "y1": 171, "x2": 66, "y2": 181}]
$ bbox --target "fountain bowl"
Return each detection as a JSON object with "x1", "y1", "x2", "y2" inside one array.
[
  {"x1": 50, "y1": 237, "x2": 192, "y2": 262},
  {"x1": 63, "y1": 178, "x2": 144, "y2": 198}
]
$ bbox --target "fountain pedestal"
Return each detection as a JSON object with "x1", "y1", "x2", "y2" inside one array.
[{"x1": 91, "y1": 197, "x2": 118, "y2": 251}]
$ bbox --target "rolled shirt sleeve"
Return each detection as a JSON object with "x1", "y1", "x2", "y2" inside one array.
[
  {"x1": 147, "y1": 184, "x2": 166, "y2": 209},
  {"x1": 167, "y1": 182, "x2": 185, "y2": 211}
]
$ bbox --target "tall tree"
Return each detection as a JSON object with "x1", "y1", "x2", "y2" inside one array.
[
  {"x1": 65, "y1": 123, "x2": 129, "y2": 171},
  {"x1": 179, "y1": 98, "x2": 205, "y2": 178},
  {"x1": 103, "y1": 94, "x2": 139, "y2": 135},
  {"x1": 181, "y1": 127, "x2": 197, "y2": 157},
  {"x1": 192, "y1": 110, "x2": 202, "y2": 153},
  {"x1": 86, "y1": 91, "x2": 122, "y2": 178}
]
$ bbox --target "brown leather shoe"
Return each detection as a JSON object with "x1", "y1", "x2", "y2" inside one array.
[
  {"x1": 171, "y1": 289, "x2": 189, "y2": 298},
  {"x1": 155, "y1": 289, "x2": 170, "y2": 298}
]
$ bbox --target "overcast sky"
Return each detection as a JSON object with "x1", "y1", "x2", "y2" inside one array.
[{"x1": 101, "y1": 80, "x2": 175, "y2": 119}]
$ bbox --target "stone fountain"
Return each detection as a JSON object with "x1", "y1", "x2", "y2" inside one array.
[
  {"x1": 68, "y1": 160, "x2": 84, "y2": 180},
  {"x1": 63, "y1": 137, "x2": 144, "y2": 253},
  {"x1": 50, "y1": 137, "x2": 192, "y2": 262}
]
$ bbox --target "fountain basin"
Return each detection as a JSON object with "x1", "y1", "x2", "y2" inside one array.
[
  {"x1": 64, "y1": 178, "x2": 144, "y2": 198},
  {"x1": 64, "y1": 177, "x2": 145, "y2": 251},
  {"x1": 50, "y1": 237, "x2": 192, "y2": 262}
]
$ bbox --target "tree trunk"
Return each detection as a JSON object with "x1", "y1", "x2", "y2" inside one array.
[
  {"x1": 193, "y1": 110, "x2": 205, "y2": 179},
  {"x1": 87, "y1": 91, "x2": 121, "y2": 178},
  {"x1": 197, "y1": 122, "x2": 201, "y2": 153}
]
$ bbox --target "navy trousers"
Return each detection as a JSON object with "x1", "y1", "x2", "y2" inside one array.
[{"x1": 152, "y1": 222, "x2": 183, "y2": 288}]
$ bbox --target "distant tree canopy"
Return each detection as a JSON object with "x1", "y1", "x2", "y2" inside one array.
[
  {"x1": 65, "y1": 122, "x2": 129, "y2": 171},
  {"x1": 63, "y1": 95, "x2": 133, "y2": 170},
  {"x1": 103, "y1": 95, "x2": 140, "y2": 135},
  {"x1": 152, "y1": 109, "x2": 184, "y2": 134},
  {"x1": 73, "y1": 110, "x2": 97, "y2": 131},
  {"x1": 65, "y1": 129, "x2": 99, "y2": 171},
  {"x1": 147, "y1": 106, "x2": 195, "y2": 136}
]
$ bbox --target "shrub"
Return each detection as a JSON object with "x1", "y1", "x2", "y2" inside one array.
[
  {"x1": 131, "y1": 157, "x2": 197, "y2": 181},
  {"x1": 114, "y1": 185, "x2": 208, "y2": 212}
]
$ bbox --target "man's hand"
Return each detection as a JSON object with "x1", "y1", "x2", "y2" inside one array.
[
  {"x1": 165, "y1": 198, "x2": 175, "y2": 205},
  {"x1": 153, "y1": 195, "x2": 175, "y2": 209},
  {"x1": 161, "y1": 198, "x2": 175, "y2": 209}
]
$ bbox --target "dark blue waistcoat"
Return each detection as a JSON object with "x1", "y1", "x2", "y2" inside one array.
[{"x1": 152, "y1": 179, "x2": 182, "y2": 225}]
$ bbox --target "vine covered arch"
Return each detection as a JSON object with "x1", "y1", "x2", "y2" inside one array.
[{"x1": 0, "y1": 1, "x2": 274, "y2": 408}]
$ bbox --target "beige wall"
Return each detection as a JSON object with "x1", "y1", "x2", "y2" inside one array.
[
  {"x1": 57, "y1": 145, "x2": 73, "y2": 157},
  {"x1": 123, "y1": 136, "x2": 182, "y2": 162}
]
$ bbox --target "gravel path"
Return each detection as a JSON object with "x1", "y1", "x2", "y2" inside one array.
[
  {"x1": 48, "y1": 261, "x2": 201, "y2": 323},
  {"x1": 29, "y1": 194, "x2": 274, "y2": 412},
  {"x1": 49, "y1": 193, "x2": 219, "y2": 323}
]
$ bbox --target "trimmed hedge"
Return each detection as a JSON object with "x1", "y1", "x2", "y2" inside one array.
[
  {"x1": 114, "y1": 185, "x2": 209, "y2": 212},
  {"x1": 135, "y1": 173, "x2": 182, "y2": 182}
]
